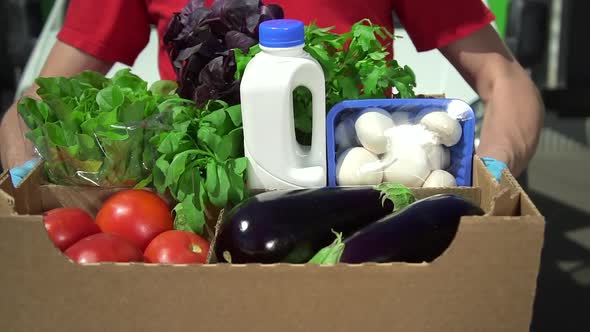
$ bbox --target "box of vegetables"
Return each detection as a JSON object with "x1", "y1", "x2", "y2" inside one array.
[{"x1": 0, "y1": 1, "x2": 545, "y2": 331}]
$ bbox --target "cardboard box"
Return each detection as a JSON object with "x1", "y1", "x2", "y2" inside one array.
[{"x1": 0, "y1": 156, "x2": 545, "y2": 332}]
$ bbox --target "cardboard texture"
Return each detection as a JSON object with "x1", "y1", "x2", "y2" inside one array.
[{"x1": 0, "y1": 156, "x2": 545, "y2": 332}]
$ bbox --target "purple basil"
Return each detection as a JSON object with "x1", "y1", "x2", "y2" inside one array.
[{"x1": 164, "y1": 0, "x2": 284, "y2": 106}]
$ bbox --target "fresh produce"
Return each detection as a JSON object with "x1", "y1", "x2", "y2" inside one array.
[
  {"x1": 336, "y1": 147, "x2": 383, "y2": 186},
  {"x1": 390, "y1": 111, "x2": 411, "y2": 126},
  {"x1": 423, "y1": 170, "x2": 457, "y2": 188},
  {"x1": 339, "y1": 194, "x2": 484, "y2": 264},
  {"x1": 164, "y1": 0, "x2": 284, "y2": 106},
  {"x1": 214, "y1": 183, "x2": 415, "y2": 264},
  {"x1": 45, "y1": 190, "x2": 213, "y2": 264},
  {"x1": 354, "y1": 108, "x2": 395, "y2": 154},
  {"x1": 43, "y1": 207, "x2": 101, "y2": 252},
  {"x1": 64, "y1": 233, "x2": 144, "y2": 264},
  {"x1": 17, "y1": 69, "x2": 180, "y2": 187},
  {"x1": 334, "y1": 107, "x2": 460, "y2": 188},
  {"x1": 139, "y1": 100, "x2": 248, "y2": 235},
  {"x1": 383, "y1": 122, "x2": 440, "y2": 153},
  {"x1": 17, "y1": 65, "x2": 248, "y2": 234},
  {"x1": 382, "y1": 147, "x2": 431, "y2": 187},
  {"x1": 144, "y1": 230, "x2": 210, "y2": 264},
  {"x1": 416, "y1": 110, "x2": 462, "y2": 147},
  {"x1": 334, "y1": 115, "x2": 357, "y2": 152},
  {"x1": 308, "y1": 231, "x2": 344, "y2": 265},
  {"x1": 235, "y1": 18, "x2": 416, "y2": 144},
  {"x1": 425, "y1": 144, "x2": 451, "y2": 171},
  {"x1": 96, "y1": 189, "x2": 173, "y2": 251},
  {"x1": 166, "y1": 1, "x2": 417, "y2": 141}
]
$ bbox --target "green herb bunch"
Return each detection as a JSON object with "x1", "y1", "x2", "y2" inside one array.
[
  {"x1": 235, "y1": 19, "x2": 417, "y2": 143},
  {"x1": 138, "y1": 100, "x2": 248, "y2": 235}
]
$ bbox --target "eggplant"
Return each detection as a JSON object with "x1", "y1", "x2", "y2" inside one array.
[
  {"x1": 214, "y1": 186, "x2": 395, "y2": 264},
  {"x1": 339, "y1": 194, "x2": 485, "y2": 264}
]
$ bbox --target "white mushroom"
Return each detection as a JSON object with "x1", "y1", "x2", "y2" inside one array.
[
  {"x1": 336, "y1": 147, "x2": 383, "y2": 186},
  {"x1": 354, "y1": 107, "x2": 395, "y2": 154},
  {"x1": 383, "y1": 123, "x2": 440, "y2": 155},
  {"x1": 424, "y1": 144, "x2": 451, "y2": 170},
  {"x1": 417, "y1": 110, "x2": 462, "y2": 147},
  {"x1": 422, "y1": 170, "x2": 457, "y2": 188},
  {"x1": 390, "y1": 111, "x2": 412, "y2": 126},
  {"x1": 382, "y1": 146, "x2": 431, "y2": 187},
  {"x1": 334, "y1": 115, "x2": 358, "y2": 152}
]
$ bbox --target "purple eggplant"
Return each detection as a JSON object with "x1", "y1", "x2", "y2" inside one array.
[
  {"x1": 339, "y1": 194, "x2": 485, "y2": 264},
  {"x1": 214, "y1": 186, "x2": 395, "y2": 264}
]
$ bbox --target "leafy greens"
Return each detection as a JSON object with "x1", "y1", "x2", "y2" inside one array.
[
  {"x1": 17, "y1": 69, "x2": 179, "y2": 187},
  {"x1": 18, "y1": 67, "x2": 247, "y2": 235},
  {"x1": 138, "y1": 99, "x2": 248, "y2": 235},
  {"x1": 165, "y1": 1, "x2": 417, "y2": 145},
  {"x1": 235, "y1": 19, "x2": 417, "y2": 143}
]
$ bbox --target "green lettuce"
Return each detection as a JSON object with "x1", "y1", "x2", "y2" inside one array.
[{"x1": 17, "y1": 69, "x2": 180, "y2": 187}]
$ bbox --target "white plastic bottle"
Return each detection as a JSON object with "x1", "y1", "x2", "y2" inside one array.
[{"x1": 240, "y1": 19, "x2": 327, "y2": 190}]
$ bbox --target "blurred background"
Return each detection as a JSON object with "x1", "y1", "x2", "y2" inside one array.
[{"x1": 0, "y1": 1, "x2": 588, "y2": 330}]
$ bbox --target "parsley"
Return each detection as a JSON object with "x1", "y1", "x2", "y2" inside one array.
[{"x1": 235, "y1": 19, "x2": 417, "y2": 144}]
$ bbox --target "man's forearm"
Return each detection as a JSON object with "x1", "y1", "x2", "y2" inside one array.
[
  {"x1": 438, "y1": 24, "x2": 545, "y2": 179},
  {"x1": 476, "y1": 69, "x2": 545, "y2": 178},
  {"x1": 0, "y1": 104, "x2": 37, "y2": 170}
]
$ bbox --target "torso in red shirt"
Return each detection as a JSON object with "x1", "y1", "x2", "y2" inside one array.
[{"x1": 57, "y1": 0, "x2": 494, "y2": 81}]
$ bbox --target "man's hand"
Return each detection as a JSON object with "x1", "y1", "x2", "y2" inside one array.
[
  {"x1": 0, "y1": 40, "x2": 113, "y2": 170},
  {"x1": 0, "y1": 102, "x2": 37, "y2": 169},
  {"x1": 439, "y1": 24, "x2": 545, "y2": 178}
]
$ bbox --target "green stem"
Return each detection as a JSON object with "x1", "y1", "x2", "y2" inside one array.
[
  {"x1": 190, "y1": 244, "x2": 202, "y2": 254},
  {"x1": 189, "y1": 149, "x2": 214, "y2": 158}
]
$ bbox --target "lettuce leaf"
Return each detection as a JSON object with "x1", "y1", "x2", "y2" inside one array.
[{"x1": 17, "y1": 69, "x2": 182, "y2": 187}]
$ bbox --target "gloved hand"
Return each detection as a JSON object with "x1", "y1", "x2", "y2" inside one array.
[
  {"x1": 480, "y1": 157, "x2": 508, "y2": 183},
  {"x1": 9, "y1": 157, "x2": 41, "y2": 187}
]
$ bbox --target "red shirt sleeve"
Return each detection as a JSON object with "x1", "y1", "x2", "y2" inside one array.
[
  {"x1": 56, "y1": 0, "x2": 151, "y2": 66},
  {"x1": 393, "y1": 0, "x2": 496, "y2": 51}
]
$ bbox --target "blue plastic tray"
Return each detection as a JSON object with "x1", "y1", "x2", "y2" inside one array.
[{"x1": 326, "y1": 98, "x2": 476, "y2": 187}]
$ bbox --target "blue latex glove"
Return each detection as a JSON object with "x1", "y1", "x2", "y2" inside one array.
[
  {"x1": 480, "y1": 157, "x2": 508, "y2": 183},
  {"x1": 9, "y1": 158, "x2": 41, "y2": 187}
]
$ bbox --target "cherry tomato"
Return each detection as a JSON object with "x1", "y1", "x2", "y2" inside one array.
[
  {"x1": 144, "y1": 230, "x2": 210, "y2": 264},
  {"x1": 64, "y1": 233, "x2": 144, "y2": 263},
  {"x1": 95, "y1": 189, "x2": 173, "y2": 251},
  {"x1": 43, "y1": 207, "x2": 101, "y2": 252}
]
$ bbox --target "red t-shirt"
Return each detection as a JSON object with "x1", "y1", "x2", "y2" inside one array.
[{"x1": 57, "y1": 0, "x2": 494, "y2": 81}]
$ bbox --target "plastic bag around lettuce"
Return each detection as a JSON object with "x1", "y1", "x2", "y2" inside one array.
[{"x1": 16, "y1": 69, "x2": 184, "y2": 187}]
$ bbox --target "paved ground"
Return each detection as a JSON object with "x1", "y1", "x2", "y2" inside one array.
[{"x1": 524, "y1": 130, "x2": 590, "y2": 331}]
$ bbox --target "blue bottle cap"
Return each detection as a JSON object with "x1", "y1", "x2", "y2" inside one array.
[{"x1": 259, "y1": 19, "x2": 305, "y2": 48}]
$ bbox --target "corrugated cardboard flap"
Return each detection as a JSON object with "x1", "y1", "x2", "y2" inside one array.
[
  {"x1": 0, "y1": 155, "x2": 547, "y2": 332},
  {"x1": 0, "y1": 171, "x2": 16, "y2": 215},
  {"x1": 0, "y1": 208, "x2": 545, "y2": 332},
  {"x1": 0, "y1": 189, "x2": 16, "y2": 215},
  {"x1": 487, "y1": 181, "x2": 520, "y2": 216}
]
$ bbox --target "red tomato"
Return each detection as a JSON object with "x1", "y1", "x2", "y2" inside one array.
[
  {"x1": 95, "y1": 189, "x2": 173, "y2": 251},
  {"x1": 64, "y1": 233, "x2": 144, "y2": 263},
  {"x1": 43, "y1": 207, "x2": 101, "y2": 252},
  {"x1": 144, "y1": 230, "x2": 210, "y2": 264}
]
